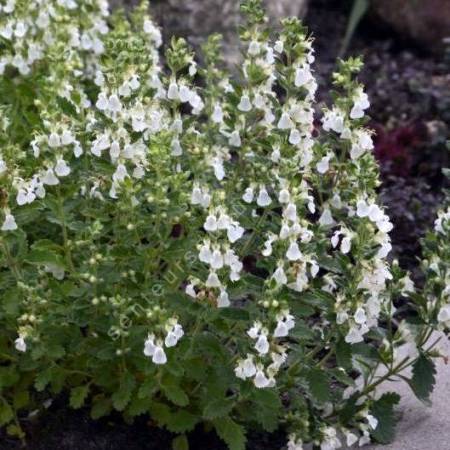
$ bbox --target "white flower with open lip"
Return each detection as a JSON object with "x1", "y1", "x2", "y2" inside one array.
[
  {"x1": 152, "y1": 344, "x2": 167, "y2": 365},
  {"x1": 256, "y1": 187, "x2": 271, "y2": 207},
  {"x1": 254, "y1": 367, "x2": 270, "y2": 388},
  {"x1": 217, "y1": 289, "x2": 230, "y2": 307},
  {"x1": 350, "y1": 87, "x2": 370, "y2": 119},
  {"x1": 167, "y1": 81, "x2": 179, "y2": 100},
  {"x1": 316, "y1": 154, "x2": 331, "y2": 174},
  {"x1": 212, "y1": 103, "x2": 224, "y2": 123},
  {"x1": 204, "y1": 214, "x2": 218, "y2": 232},
  {"x1": 55, "y1": 159, "x2": 71, "y2": 177},
  {"x1": 277, "y1": 111, "x2": 294, "y2": 130},
  {"x1": 15, "y1": 335, "x2": 26, "y2": 352},
  {"x1": 237, "y1": 93, "x2": 252, "y2": 112},
  {"x1": 205, "y1": 271, "x2": 221, "y2": 288},
  {"x1": 273, "y1": 265, "x2": 287, "y2": 285},
  {"x1": 42, "y1": 168, "x2": 59, "y2": 186},
  {"x1": 242, "y1": 187, "x2": 254, "y2": 203},
  {"x1": 228, "y1": 130, "x2": 241, "y2": 147},
  {"x1": 286, "y1": 241, "x2": 302, "y2": 261}
]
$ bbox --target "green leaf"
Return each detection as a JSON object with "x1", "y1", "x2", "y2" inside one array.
[
  {"x1": 371, "y1": 392, "x2": 401, "y2": 444},
  {"x1": 13, "y1": 390, "x2": 30, "y2": 410},
  {"x1": 219, "y1": 308, "x2": 250, "y2": 321},
  {"x1": 137, "y1": 378, "x2": 158, "y2": 399},
  {"x1": 127, "y1": 395, "x2": 151, "y2": 417},
  {"x1": 34, "y1": 368, "x2": 52, "y2": 392},
  {"x1": 160, "y1": 376, "x2": 189, "y2": 407},
  {"x1": 149, "y1": 401, "x2": 172, "y2": 426},
  {"x1": 166, "y1": 410, "x2": 198, "y2": 433},
  {"x1": 203, "y1": 397, "x2": 235, "y2": 420},
  {"x1": 0, "y1": 400, "x2": 14, "y2": 426},
  {"x1": 340, "y1": 0, "x2": 370, "y2": 57},
  {"x1": 250, "y1": 389, "x2": 281, "y2": 432},
  {"x1": 306, "y1": 368, "x2": 331, "y2": 403},
  {"x1": 409, "y1": 354, "x2": 436, "y2": 404},
  {"x1": 112, "y1": 373, "x2": 136, "y2": 411},
  {"x1": 213, "y1": 416, "x2": 246, "y2": 450},
  {"x1": 90, "y1": 396, "x2": 112, "y2": 420},
  {"x1": 336, "y1": 339, "x2": 352, "y2": 370},
  {"x1": 172, "y1": 434, "x2": 189, "y2": 450},
  {"x1": 26, "y1": 240, "x2": 65, "y2": 268},
  {"x1": 70, "y1": 385, "x2": 90, "y2": 409}
]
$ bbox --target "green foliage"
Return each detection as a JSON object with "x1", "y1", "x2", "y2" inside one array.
[
  {"x1": 370, "y1": 392, "x2": 400, "y2": 444},
  {"x1": 409, "y1": 354, "x2": 437, "y2": 404}
]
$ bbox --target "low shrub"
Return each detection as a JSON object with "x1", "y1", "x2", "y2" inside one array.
[{"x1": 0, "y1": 1, "x2": 448, "y2": 448}]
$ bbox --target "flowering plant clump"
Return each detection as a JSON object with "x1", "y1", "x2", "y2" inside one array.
[{"x1": 0, "y1": 0, "x2": 448, "y2": 448}]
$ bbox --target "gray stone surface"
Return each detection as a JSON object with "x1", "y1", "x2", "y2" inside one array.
[
  {"x1": 110, "y1": 0, "x2": 309, "y2": 63},
  {"x1": 345, "y1": 332, "x2": 450, "y2": 450},
  {"x1": 372, "y1": 0, "x2": 450, "y2": 52}
]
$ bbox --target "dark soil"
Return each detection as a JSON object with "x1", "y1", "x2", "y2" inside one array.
[{"x1": 2, "y1": 1, "x2": 449, "y2": 449}]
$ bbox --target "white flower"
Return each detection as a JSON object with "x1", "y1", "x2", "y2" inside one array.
[
  {"x1": 319, "y1": 208, "x2": 334, "y2": 226},
  {"x1": 15, "y1": 336, "x2": 26, "y2": 352},
  {"x1": 152, "y1": 345, "x2": 167, "y2": 364},
  {"x1": 217, "y1": 289, "x2": 230, "y2": 307},
  {"x1": 229, "y1": 130, "x2": 241, "y2": 147},
  {"x1": 248, "y1": 40, "x2": 260, "y2": 56},
  {"x1": 108, "y1": 94, "x2": 122, "y2": 113},
  {"x1": 210, "y1": 249, "x2": 224, "y2": 270},
  {"x1": 286, "y1": 241, "x2": 302, "y2": 261},
  {"x1": 322, "y1": 109, "x2": 345, "y2": 134},
  {"x1": 295, "y1": 65, "x2": 312, "y2": 87},
  {"x1": 273, "y1": 320, "x2": 288, "y2": 338},
  {"x1": 273, "y1": 266, "x2": 287, "y2": 285},
  {"x1": 42, "y1": 168, "x2": 59, "y2": 186},
  {"x1": 204, "y1": 214, "x2": 218, "y2": 232},
  {"x1": 438, "y1": 304, "x2": 450, "y2": 323},
  {"x1": 96, "y1": 92, "x2": 108, "y2": 110},
  {"x1": 341, "y1": 236, "x2": 351, "y2": 254},
  {"x1": 238, "y1": 94, "x2": 252, "y2": 112},
  {"x1": 289, "y1": 129, "x2": 301, "y2": 145},
  {"x1": 345, "y1": 431, "x2": 358, "y2": 447},
  {"x1": 316, "y1": 155, "x2": 331, "y2": 174},
  {"x1": 255, "y1": 333, "x2": 270, "y2": 355},
  {"x1": 277, "y1": 112, "x2": 294, "y2": 130},
  {"x1": 171, "y1": 138, "x2": 183, "y2": 156},
  {"x1": 278, "y1": 189, "x2": 290, "y2": 204},
  {"x1": 165, "y1": 324, "x2": 184, "y2": 348},
  {"x1": 242, "y1": 187, "x2": 254, "y2": 203},
  {"x1": 356, "y1": 200, "x2": 370, "y2": 218},
  {"x1": 254, "y1": 369, "x2": 270, "y2": 388},
  {"x1": 48, "y1": 132, "x2": 61, "y2": 148},
  {"x1": 354, "y1": 307, "x2": 367, "y2": 325},
  {"x1": 227, "y1": 224, "x2": 244, "y2": 243},
  {"x1": 366, "y1": 414, "x2": 378, "y2": 430},
  {"x1": 206, "y1": 271, "x2": 221, "y2": 288},
  {"x1": 345, "y1": 326, "x2": 364, "y2": 344},
  {"x1": 54, "y1": 159, "x2": 71, "y2": 177},
  {"x1": 212, "y1": 104, "x2": 224, "y2": 123},
  {"x1": 143, "y1": 334, "x2": 156, "y2": 357},
  {"x1": 167, "y1": 82, "x2": 179, "y2": 100},
  {"x1": 257, "y1": 187, "x2": 271, "y2": 207},
  {"x1": 350, "y1": 88, "x2": 370, "y2": 119},
  {"x1": 185, "y1": 283, "x2": 197, "y2": 298}
]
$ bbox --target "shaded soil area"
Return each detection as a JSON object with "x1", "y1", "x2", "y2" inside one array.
[{"x1": 2, "y1": 1, "x2": 449, "y2": 449}]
